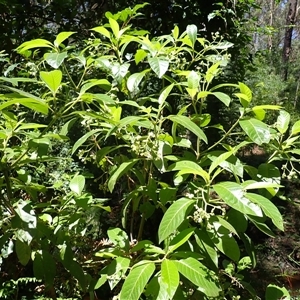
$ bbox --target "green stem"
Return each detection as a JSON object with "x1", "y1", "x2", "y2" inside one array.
[{"x1": 204, "y1": 117, "x2": 242, "y2": 153}]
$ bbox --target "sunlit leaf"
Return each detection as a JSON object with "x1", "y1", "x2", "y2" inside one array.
[
  {"x1": 69, "y1": 175, "x2": 85, "y2": 195},
  {"x1": 174, "y1": 257, "x2": 221, "y2": 297},
  {"x1": 108, "y1": 160, "x2": 138, "y2": 192},
  {"x1": 54, "y1": 31, "x2": 76, "y2": 47},
  {"x1": 148, "y1": 57, "x2": 169, "y2": 78},
  {"x1": 158, "y1": 198, "x2": 195, "y2": 243},
  {"x1": 161, "y1": 260, "x2": 179, "y2": 299},
  {"x1": 120, "y1": 262, "x2": 155, "y2": 300},
  {"x1": 44, "y1": 52, "x2": 68, "y2": 69},
  {"x1": 213, "y1": 182, "x2": 263, "y2": 216},
  {"x1": 239, "y1": 118, "x2": 271, "y2": 145},
  {"x1": 40, "y1": 70, "x2": 62, "y2": 94}
]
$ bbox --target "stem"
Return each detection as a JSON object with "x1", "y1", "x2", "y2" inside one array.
[
  {"x1": 137, "y1": 213, "x2": 145, "y2": 241},
  {"x1": 204, "y1": 117, "x2": 242, "y2": 153}
]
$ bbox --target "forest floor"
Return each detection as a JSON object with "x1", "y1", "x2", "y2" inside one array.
[{"x1": 250, "y1": 180, "x2": 300, "y2": 298}]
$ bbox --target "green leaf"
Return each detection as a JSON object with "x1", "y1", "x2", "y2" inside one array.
[
  {"x1": 80, "y1": 79, "x2": 111, "y2": 94},
  {"x1": 212, "y1": 92, "x2": 231, "y2": 107},
  {"x1": 291, "y1": 120, "x2": 300, "y2": 135},
  {"x1": 239, "y1": 118, "x2": 271, "y2": 145},
  {"x1": 159, "y1": 83, "x2": 174, "y2": 107},
  {"x1": 40, "y1": 70, "x2": 62, "y2": 94},
  {"x1": 205, "y1": 63, "x2": 220, "y2": 84},
  {"x1": 168, "y1": 160, "x2": 209, "y2": 183},
  {"x1": 208, "y1": 151, "x2": 234, "y2": 174},
  {"x1": 227, "y1": 209, "x2": 248, "y2": 233},
  {"x1": 135, "y1": 49, "x2": 148, "y2": 65},
  {"x1": 109, "y1": 18, "x2": 120, "y2": 38},
  {"x1": 186, "y1": 24, "x2": 197, "y2": 46},
  {"x1": 17, "y1": 39, "x2": 53, "y2": 53},
  {"x1": 148, "y1": 57, "x2": 169, "y2": 78},
  {"x1": 44, "y1": 52, "x2": 68, "y2": 69},
  {"x1": 161, "y1": 260, "x2": 179, "y2": 299},
  {"x1": 108, "y1": 160, "x2": 138, "y2": 193},
  {"x1": 91, "y1": 26, "x2": 111, "y2": 39},
  {"x1": 0, "y1": 98, "x2": 48, "y2": 115},
  {"x1": 169, "y1": 115, "x2": 208, "y2": 144},
  {"x1": 174, "y1": 257, "x2": 221, "y2": 297},
  {"x1": 158, "y1": 198, "x2": 195, "y2": 243},
  {"x1": 187, "y1": 71, "x2": 200, "y2": 89},
  {"x1": 15, "y1": 201, "x2": 37, "y2": 229},
  {"x1": 172, "y1": 26, "x2": 179, "y2": 39},
  {"x1": 213, "y1": 182, "x2": 263, "y2": 217},
  {"x1": 107, "y1": 227, "x2": 129, "y2": 251},
  {"x1": 54, "y1": 31, "x2": 76, "y2": 47},
  {"x1": 72, "y1": 129, "x2": 100, "y2": 154},
  {"x1": 265, "y1": 284, "x2": 290, "y2": 300},
  {"x1": 208, "y1": 229, "x2": 240, "y2": 261},
  {"x1": 16, "y1": 240, "x2": 31, "y2": 266},
  {"x1": 276, "y1": 110, "x2": 290, "y2": 134},
  {"x1": 195, "y1": 229, "x2": 218, "y2": 269},
  {"x1": 239, "y1": 82, "x2": 252, "y2": 103},
  {"x1": 69, "y1": 175, "x2": 85, "y2": 196},
  {"x1": 169, "y1": 227, "x2": 195, "y2": 253},
  {"x1": 127, "y1": 72, "x2": 146, "y2": 94},
  {"x1": 120, "y1": 261, "x2": 155, "y2": 300},
  {"x1": 246, "y1": 193, "x2": 283, "y2": 231}
]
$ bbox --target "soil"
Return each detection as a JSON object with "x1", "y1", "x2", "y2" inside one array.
[{"x1": 250, "y1": 182, "x2": 300, "y2": 298}]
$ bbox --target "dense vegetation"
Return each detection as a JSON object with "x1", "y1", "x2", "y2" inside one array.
[{"x1": 1, "y1": 1, "x2": 300, "y2": 299}]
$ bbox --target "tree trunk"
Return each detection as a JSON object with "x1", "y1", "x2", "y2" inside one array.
[{"x1": 282, "y1": 0, "x2": 298, "y2": 80}]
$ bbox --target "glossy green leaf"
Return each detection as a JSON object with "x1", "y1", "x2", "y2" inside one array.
[
  {"x1": 213, "y1": 182, "x2": 263, "y2": 216},
  {"x1": 40, "y1": 70, "x2": 62, "y2": 94},
  {"x1": 276, "y1": 110, "x2": 290, "y2": 134},
  {"x1": 265, "y1": 284, "x2": 290, "y2": 300},
  {"x1": 161, "y1": 260, "x2": 179, "y2": 299},
  {"x1": 169, "y1": 115, "x2": 208, "y2": 143},
  {"x1": 54, "y1": 31, "x2": 76, "y2": 47},
  {"x1": 169, "y1": 227, "x2": 195, "y2": 253},
  {"x1": 17, "y1": 39, "x2": 53, "y2": 53},
  {"x1": 15, "y1": 201, "x2": 37, "y2": 229},
  {"x1": 107, "y1": 227, "x2": 129, "y2": 251},
  {"x1": 108, "y1": 160, "x2": 138, "y2": 192},
  {"x1": 44, "y1": 52, "x2": 68, "y2": 69},
  {"x1": 212, "y1": 92, "x2": 231, "y2": 107},
  {"x1": 72, "y1": 129, "x2": 100, "y2": 154},
  {"x1": 174, "y1": 257, "x2": 221, "y2": 297},
  {"x1": 239, "y1": 82, "x2": 252, "y2": 102},
  {"x1": 135, "y1": 49, "x2": 148, "y2": 65},
  {"x1": 158, "y1": 198, "x2": 195, "y2": 243},
  {"x1": 127, "y1": 72, "x2": 146, "y2": 94},
  {"x1": 16, "y1": 240, "x2": 31, "y2": 266},
  {"x1": 109, "y1": 18, "x2": 120, "y2": 38},
  {"x1": 168, "y1": 160, "x2": 209, "y2": 182},
  {"x1": 195, "y1": 229, "x2": 218, "y2": 269},
  {"x1": 246, "y1": 193, "x2": 283, "y2": 231},
  {"x1": 0, "y1": 98, "x2": 48, "y2": 115},
  {"x1": 239, "y1": 118, "x2": 271, "y2": 145},
  {"x1": 92, "y1": 26, "x2": 111, "y2": 39},
  {"x1": 209, "y1": 229, "x2": 240, "y2": 261},
  {"x1": 205, "y1": 63, "x2": 220, "y2": 84},
  {"x1": 227, "y1": 209, "x2": 248, "y2": 233},
  {"x1": 159, "y1": 83, "x2": 174, "y2": 107},
  {"x1": 69, "y1": 175, "x2": 85, "y2": 196},
  {"x1": 248, "y1": 215, "x2": 275, "y2": 237},
  {"x1": 148, "y1": 57, "x2": 169, "y2": 78},
  {"x1": 291, "y1": 120, "x2": 300, "y2": 135},
  {"x1": 208, "y1": 151, "x2": 233, "y2": 174},
  {"x1": 187, "y1": 71, "x2": 200, "y2": 89},
  {"x1": 120, "y1": 261, "x2": 155, "y2": 300},
  {"x1": 186, "y1": 24, "x2": 197, "y2": 46},
  {"x1": 145, "y1": 276, "x2": 168, "y2": 300},
  {"x1": 80, "y1": 79, "x2": 111, "y2": 94}
]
